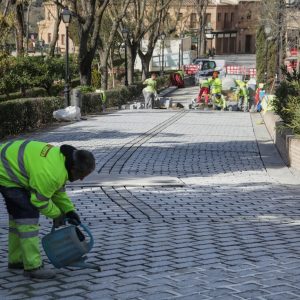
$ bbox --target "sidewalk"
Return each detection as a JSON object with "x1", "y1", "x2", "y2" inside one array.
[{"x1": 1, "y1": 86, "x2": 300, "y2": 300}]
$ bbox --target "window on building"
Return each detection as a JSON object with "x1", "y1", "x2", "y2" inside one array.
[
  {"x1": 206, "y1": 13, "x2": 211, "y2": 24},
  {"x1": 246, "y1": 10, "x2": 252, "y2": 19},
  {"x1": 217, "y1": 13, "x2": 222, "y2": 22},
  {"x1": 224, "y1": 13, "x2": 228, "y2": 24},
  {"x1": 190, "y1": 13, "x2": 197, "y2": 28},
  {"x1": 224, "y1": 12, "x2": 230, "y2": 28},
  {"x1": 231, "y1": 13, "x2": 234, "y2": 22},
  {"x1": 178, "y1": 12, "x2": 183, "y2": 20},
  {"x1": 47, "y1": 11, "x2": 51, "y2": 20},
  {"x1": 48, "y1": 33, "x2": 51, "y2": 43},
  {"x1": 61, "y1": 34, "x2": 65, "y2": 45}
]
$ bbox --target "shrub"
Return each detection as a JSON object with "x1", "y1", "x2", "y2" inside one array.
[
  {"x1": 274, "y1": 68, "x2": 300, "y2": 134},
  {"x1": 77, "y1": 85, "x2": 96, "y2": 94},
  {"x1": 81, "y1": 93, "x2": 102, "y2": 115},
  {"x1": 91, "y1": 67, "x2": 101, "y2": 88},
  {"x1": 0, "y1": 56, "x2": 79, "y2": 97},
  {"x1": 157, "y1": 75, "x2": 171, "y2": 91},
  {"x1": 0, "y1": 97, "x2": 64, "y2": 138},
  {"x1": 106, "y1": 89, "x2": 122, "y2": 107}
]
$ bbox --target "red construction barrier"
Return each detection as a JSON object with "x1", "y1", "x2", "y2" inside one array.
[
  {"x1": 226, "y1": 66, "x2": 256, "y2": 78},
  {"x1": 183, "y1": 64, "x2": 200, "y2": 75}
]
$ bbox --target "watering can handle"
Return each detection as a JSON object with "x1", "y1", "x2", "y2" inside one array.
[
  {"x1": 78, "y1": 223, "x2": 94, "y2": 251},
  {"x1": 50, "y1": 219, "x2": 94, "y2": 251}
]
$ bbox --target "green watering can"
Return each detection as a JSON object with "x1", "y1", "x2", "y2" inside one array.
[{"x1": 42, "y1": 222, "x2": 101, "y2": 271}]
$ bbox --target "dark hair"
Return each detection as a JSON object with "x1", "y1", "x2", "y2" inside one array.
[
  {"x1": 72, "y1": 150, "x2": 95, "y2": 177},
  {"x1": 60, "y1": 145, "x2": 95, "y2": 180}
]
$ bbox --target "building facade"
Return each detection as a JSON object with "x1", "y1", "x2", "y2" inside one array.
[
  {"x1": 37, "y1": 3, "x2": 76, "y2": 54},
  {"x1": 169, "y1": 0, "x2": 261, "y2": 55}
]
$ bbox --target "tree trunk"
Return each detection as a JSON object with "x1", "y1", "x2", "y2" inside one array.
[
  {"x1": 15, "y1": 3, "x2": 24, "y2": 56},
  {"x1": 199, "y1": 25, "x2": 206, "y2": 55},
  {"x1": 79, "y1": 54, "x2": 93, "y2": 85},
  {"x1": 196, "y1": 0, "x2": 208, "y2": 57},
  {"x1": 100, "y1": 65, "x2": 108, "y2": 89},
  {"x1": 25, "y1": 1, "x2": 32, "y2": 55},
  {"x1": 139, "y1": 50, "x2": 152, "y2": 81},
  {"x1": 141, "y1": 56, "x2": 151, "y2": 81},
  {"x1": 49, "y1": 6, "x2": 61, "y2": 57},
  {"x1": 110, "y1": 48, "x2": 115, "y2": 89},
  {"x1": 127, "y1": 44, "x2": 138, "y2": 85}
]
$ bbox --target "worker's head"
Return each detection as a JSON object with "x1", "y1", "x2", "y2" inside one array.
[
  {"x1": 151, "y1": 73, "x2": 158, "y2": 80},
  {"x1": 70, "y1": 150, "x2": 96, "y2": 182},
  {"x1": 212, "y1": 70, "x2": 219, "y2": 79},
  {"x1": 61, "y1": 145, "x2": 96, "y2": 182}
]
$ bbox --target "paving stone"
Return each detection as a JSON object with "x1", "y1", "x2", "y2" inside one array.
[{"x1": 0, "y1": 88, "x2": 299, "y2": 300}]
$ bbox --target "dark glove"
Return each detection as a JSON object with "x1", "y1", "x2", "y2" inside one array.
[
  {"x1": 66, "y1": 211, "x2": 81, "y2": 226},
  {"x1": 53, "y1": 214, "x2": 66, "y2": 228}
]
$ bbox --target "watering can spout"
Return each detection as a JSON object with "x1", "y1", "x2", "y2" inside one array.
[{"x1": 69, "y1": 257, "x2": 101, "y2": 271}]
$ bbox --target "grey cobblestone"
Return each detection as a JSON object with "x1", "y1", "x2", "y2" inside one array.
[{"x1": 0, "y1": 87, "x2": 300, "y2": 299}]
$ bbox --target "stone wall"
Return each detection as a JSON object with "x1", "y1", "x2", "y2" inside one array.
[
  {"x1": 289, "y1": 137, "x2": 300, "y2": 170},
  {"x1": 262, "y1": 111, "x2": 300, "y2": 171}
]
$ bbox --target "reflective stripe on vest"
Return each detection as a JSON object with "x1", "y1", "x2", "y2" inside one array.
[
  {"x1": 14, "y1": 218, "x2": 39, "y2": 225},
  {"x1": 18, "y1": 230, "x2": 39, "y2": 239},
  {"x1": 38, "y1": 203, "x2": 49, "y2": 210},
  {"x1": 18, "y1": 140, "x2": 31, "y2": 180},
  {"x1": 1, "y1": 141, "x2": 21, "y2": 186},
  {"x1": 1, "y1": 141, "x2": 50, "y2": 204},
  {"x1": 9, "y1": 228, "x2": 39, "y2": 238},
  {"x1": 36, "y1": 192, "x2": 49, "y2": 202}
]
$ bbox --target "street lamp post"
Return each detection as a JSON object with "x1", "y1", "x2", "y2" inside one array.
[
  {"x1": 180, "y1": 33, "x2": 184, "y2": 68},
  {"x1": 121, "y1": 28, "x2": 129, "y2": 86},
  {"x1": 38, "y1": 39, "x2": 45, "y2": 57},
  {"x1": 160, "y1": 32, "x2": 166, "y2": 76},
  {"x1": 178, "y1": 42, "x2": 181, "y2": 69},
  {"x1": 61, "y1": 7, "x2": 72, "y2": 107}
]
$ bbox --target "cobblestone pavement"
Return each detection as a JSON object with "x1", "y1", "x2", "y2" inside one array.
[{"x1": 1, "y1": 87, "x2": 300, "y2": 300}]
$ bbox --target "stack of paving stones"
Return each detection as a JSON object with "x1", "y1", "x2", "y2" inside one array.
[{"x1": 1, "y1": 89, "x2": 300, "y2": 300}]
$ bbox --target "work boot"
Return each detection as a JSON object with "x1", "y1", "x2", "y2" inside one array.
[
  {"x1": 24, "y1": 266, "x2": 56, "y2": 279},
  {"x1": 8, "y1": 262, "x2": 24, "y2": 270}
]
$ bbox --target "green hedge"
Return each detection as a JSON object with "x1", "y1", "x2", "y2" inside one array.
[
  {"x1": 0, "y1": 97, "x2": 64, "y2": 138},
  {"x1": 0, "y1": 81, "x2": 169, "y2": 138},
  {"x1": 80, "y1": 83, "x2": 144, "y2": 113},
  {"x1": 81, "y1": 93, "x2": 102, "y2": 115},
  {"x1": 0, "y1": 87, "x2": 48, "y2": 103}
]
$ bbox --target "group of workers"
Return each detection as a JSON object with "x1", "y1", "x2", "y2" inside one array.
[
  {"x1": 142, "y1": 69, "x2": 250, "y2": 111},
  {"x1": 197, "y1": 70, "x2": 250, "y2": 112}
]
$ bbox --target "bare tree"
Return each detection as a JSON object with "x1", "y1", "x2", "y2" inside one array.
[
  {"x1": 138, "y1": 0, "x2": 183, "y2": 81},
  {"x1": 25, "y1": 0, "x2": 32, "y2": 55},
  {"x1": 61, "y1": 0, "x2": 110, "y2": 85},
  {"x1": 15, "y1": 1, "x2": 25, "y2": 55},
  {"x1": 48, "y1": 1, "x2": 63, "y2": 57},
  {"x1": 260, "y1": 0, "x2": 287, "y2": 80},
  {"x1": 0, "y1": 0, "x2": 14, "y2": 50},
  {"x1": 99, "y1": 0, "x2": 131, "y2": 89},
  {"x1": 116, "y1": 0, "x2": 172, "y2": 85},
  {"x1": 196, "y1": 0, "x2": 209, "y2": 57}
]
